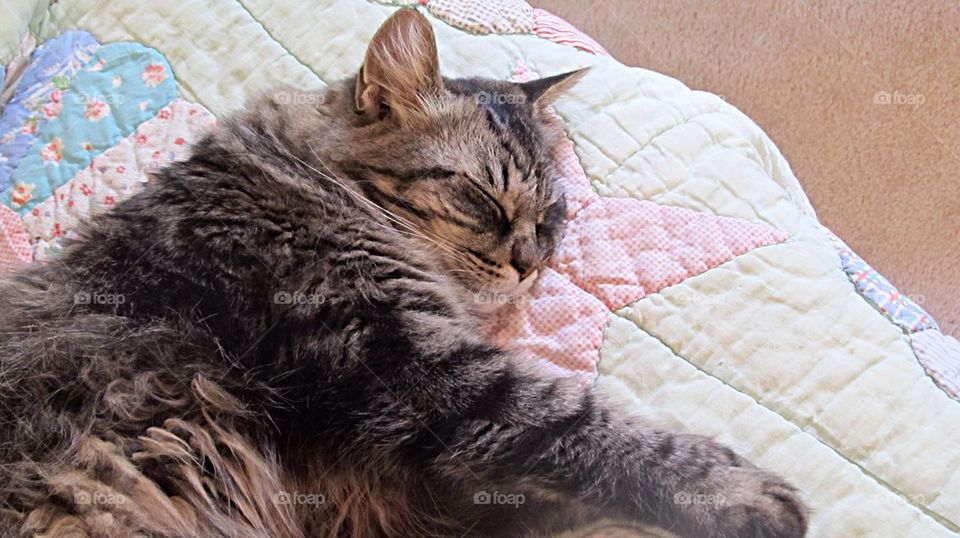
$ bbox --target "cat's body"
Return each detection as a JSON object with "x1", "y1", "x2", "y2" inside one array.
[{"x1": 0, "y1": 10, "x2": 807, "y2": 538}]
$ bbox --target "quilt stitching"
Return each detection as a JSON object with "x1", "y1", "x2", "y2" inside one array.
[
  {"x1": 2, "y1": 2, "x2": 958, "y2": 533},
  {"x1": 490, "y1": 61, "x2": 789, "y2": 380},
  {"x1": 232, "y1": 0, "x2": 330, "y2": 86},
  {"x1": 369, "y1": 0, "x2": 535, "y2": 36},
  {"x1": 826, "y1": 228, "x2": 937, "y2": 333},
  {"x1": 909, "y1": 329, "x2": 960, "y2": 401},
  {"x1": 0, "y1": 30, "x2": 99, "y2": 192},
  {"x1": 1, "y1": 41, "x2": 178, "y2": 215},
  {"x1": 21, "y1": 99, "x2": 215, "y2": 258},
  {"x1": 608, "y1": 305, "x2": 959, "y2": 534}
]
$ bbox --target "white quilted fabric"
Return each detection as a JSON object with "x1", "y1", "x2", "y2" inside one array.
[{"x1": 5, "y1": 0, "x2": 956, "y2": 535}]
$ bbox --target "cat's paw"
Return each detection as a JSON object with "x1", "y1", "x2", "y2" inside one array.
[{"x1": 706, "y1": 466, "x2": 808, "y2": 538}]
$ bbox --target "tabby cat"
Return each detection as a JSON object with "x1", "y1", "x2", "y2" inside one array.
[{"x1": 0, "y1": 9, "x2": 808, "y2": 538}]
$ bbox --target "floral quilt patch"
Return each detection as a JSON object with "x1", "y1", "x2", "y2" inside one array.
[
  {"x1": 2, "y1": 41, "x2": 177, "y2": 215},
  {"x1": 0, "y1": 32, "x2": 212, "y2": 266}
]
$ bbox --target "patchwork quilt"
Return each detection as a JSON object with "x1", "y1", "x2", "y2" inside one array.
[{"x1": 1, "y1": 1, "x2": 958, "y2": 536}]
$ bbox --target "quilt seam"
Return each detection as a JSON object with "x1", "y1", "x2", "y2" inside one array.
[
  {"x1": 231, "y1": 0, "x2": 329, "y2": 86},
  {"x1": 553, "y1": 98, "x2": 818, "y2": 235},
  {"x1": 609, "y1": 304, "x2": 959, "y2": 533}
]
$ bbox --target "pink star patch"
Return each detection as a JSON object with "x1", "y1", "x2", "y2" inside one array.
[{"x1": 0, "y1": 205, "x2": 32, "y2": 271}]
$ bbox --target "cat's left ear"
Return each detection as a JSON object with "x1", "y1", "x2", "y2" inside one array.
[
  {"x1": 518, "y1": 68, "x2": 590, "y2": 108},
  {"x1": 355, "y1": 9, "x2": 443, "y2": 122}
]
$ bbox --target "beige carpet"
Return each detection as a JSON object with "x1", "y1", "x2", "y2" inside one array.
[{"x1": 531, "y1": 0, "x2": 958, "y2": 336}]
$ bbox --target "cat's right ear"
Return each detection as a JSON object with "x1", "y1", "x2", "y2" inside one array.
[
  {"x1": 518, "y1": 68, "x2": 590, "y2": 108},
  {"x1": 355, "y1": 9, "x2": 443, "y2": 122}
]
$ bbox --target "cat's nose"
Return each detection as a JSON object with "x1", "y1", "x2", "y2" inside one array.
[
  {"x1": 510, "y1": 259, "x2": 535, "y2": 280},
  {"x1": 510, "y1": 238, "x2": 538, "y2": 280}
]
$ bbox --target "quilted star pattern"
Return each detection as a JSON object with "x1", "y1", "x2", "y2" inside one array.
[
  {"x1": 489, "y1": 63, "x2": 788, "y2": 379},
  {"x1": 3, "y1": 2, "x2": 960, "y2": 534},
  {"x1": 911, "y1": 329, "x2": 960, "y2": 401},
  {"x1": 370, "y1": 0, "x2": 535, "y2": 34},
  {"x1": 22, "y1": 100, "x2": 215, "y2": 260},
  {"x1": 0, "y1": 204, "x2": 31, "y2": 269},
  {"x1": 0, "y1": 32, "x2": 213, "y2": 269},
  {"x1": 828, "y1": 230, "x2": 937, "y2": 333},
  {"x1": 0, "y1": 30, "x2": 99, "y2": 192},
  {"x1": 367, "y1": 0, "x2": 609, "y2": 56},
  {"x1": 3, "y1": 41, "x2": 177, "y2": 215}
]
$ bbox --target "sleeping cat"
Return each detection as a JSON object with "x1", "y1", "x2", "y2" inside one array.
[{"x1": 0, "y1": 9, "x2": 807, "y2": 538}]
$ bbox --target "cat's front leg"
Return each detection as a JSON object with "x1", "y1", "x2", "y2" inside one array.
[
  {"x1": 300, "y1": 292, "x2": 807, "y2": 536},
  {"x1": 413, "y1": 359, "x2": 809, "y2": 538}
]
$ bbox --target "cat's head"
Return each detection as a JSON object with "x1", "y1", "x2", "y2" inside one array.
[{"x1": 330, "y1": 9, "x2": 585, "y2": 307}]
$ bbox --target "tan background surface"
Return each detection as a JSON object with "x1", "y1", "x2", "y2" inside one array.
[{"x1": 531, "y1": 0, "x2": 958, "y2": 336}]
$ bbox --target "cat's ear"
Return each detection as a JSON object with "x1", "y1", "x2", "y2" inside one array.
[
  {"x1": 355, "y1": 9, "x2": 443, "y2": 121},
  {"x1": 518, "y1": 68, "x2": 589, "y2": 107}
]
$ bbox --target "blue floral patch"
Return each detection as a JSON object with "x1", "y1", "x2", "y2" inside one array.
[
  {"x1": 1, "y1": 41, "x2": 177, "y2": 214},
  {"x1": 0, "y1": 31, "x2": 100, "y2": 192}
]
